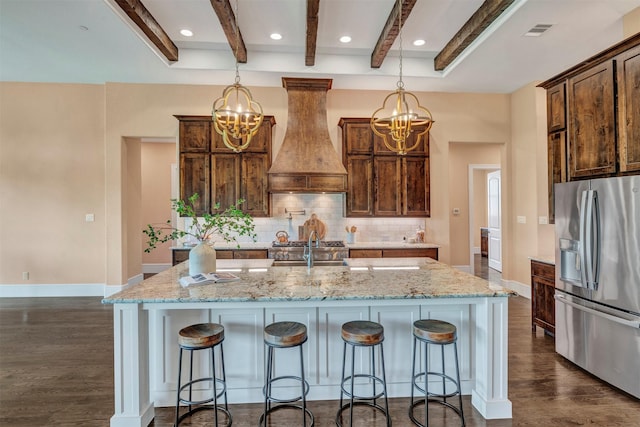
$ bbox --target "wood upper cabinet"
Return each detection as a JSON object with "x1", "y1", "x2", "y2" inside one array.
[
  {"x1": 541, "y1": 34, "x2": 640, "y2": 222},
  {"x1": 547, "y1": 131, "x2": 566, "y2": 224},
  {"x1": 616, "y1": 44, "x2": 640, "y2": 173},
  {"x1": 567, "y1": 60, "x2": 617, "y2": 179},
  {"x1": 176, "y1": 115, "x2": 274, "y2": 217},
  {"x1": 546, "y1": 83, "x2": 566, "y2": 132},
  {"x1": 340, "y1": 118, "x2": 430, "y2": 217}
]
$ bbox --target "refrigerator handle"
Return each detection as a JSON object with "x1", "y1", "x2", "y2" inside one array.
[
  {"x1": 579, "y1": 190, "x2": 588, "y2": 287},
  {"x1": 590, "y1": 191, "x2": 600, "y2": 290},
  {"x1": 555, "y1": 294, "x2": 640, "y2": 328}
]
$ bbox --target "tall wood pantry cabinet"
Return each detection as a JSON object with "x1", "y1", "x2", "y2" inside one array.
[
  {"x1": 175, "y1": 115, "x2": 275, "y2": 217},
  {"x1": 539, "y1": 33, "x2": 640, "y2": 223},
  {"x1": 339, "y1": 118, "x2": 430, "y2": 217}
]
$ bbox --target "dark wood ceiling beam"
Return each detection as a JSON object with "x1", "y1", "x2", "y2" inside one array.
[
  {"x1": 434, "y1": 0, "x2": 515, "y2": 71},
  {"x1": 305, "y1": 0, "x2": 320, "y2": 66},
  {"x1": 113, "y1": 0, "x2": 178, "y2": 62},
  {"x1": 370, "y1": 0, "x2": 417, "y2": 69},
  {"x1": 209, "y1": 0, "x2": 247, "y2": 63}
]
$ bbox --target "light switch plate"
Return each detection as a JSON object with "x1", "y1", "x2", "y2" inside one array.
[
  {"x1": 517, "y1": 215, "x2": 526, "y2": 224},
  {"x1": 538, "y1": 216, "x2": 549, "y2": 225},
  {"x1": 85, "y1": 213, "x2": 95, "y2": 222}
]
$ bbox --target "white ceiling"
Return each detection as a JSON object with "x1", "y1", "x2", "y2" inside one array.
[{"x1": 1, "y1": 0, "x2": 639, "y2": 93}]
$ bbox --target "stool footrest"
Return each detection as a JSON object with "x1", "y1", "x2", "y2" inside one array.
[
  {"x1": 335, "y1": 402, "x2": 391, "y2": 427},
  {"x1": 178, "y1": 377, "x2": 227, "y2": 406},
  {"x1": 263, "y1": 375, "x2": 310, "y2": 404},
  {"x1": 176, "y1": 405, "x2": 232, "y2": 427},
  {"x1": 340, "y1": 374, "x2": 387, "y2": 401},
  {"x1": 259, "y1": 404, "x2": 314, "y2": 426},
  {"x1": 412, "y1": 372, "x2": 461, "y2": 399},
  {"x1": 409, "y1": 398, "x2": 464, "y2": 427}
]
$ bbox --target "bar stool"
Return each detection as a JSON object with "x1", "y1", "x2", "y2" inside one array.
[
  {"x1": 260, "y1": 321, "x2": 314, "y2": 426},
  {"x1": 409, "y1": 319, "x2": 465, "y2": 427},
  {"x1": 336, "y1": 320, "x2": 391, "y2": 427},
  {"x1": 175, "y1": 323, "x2": 231, "y2": 427}
]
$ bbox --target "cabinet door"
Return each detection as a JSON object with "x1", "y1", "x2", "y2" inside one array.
[
  {"x1": 180, "y1": 154, "x2": 210, "y2": 216},
  {"x1": 547, "y1": 131, "x2": 566, "y2": 224},
  {"x1": 547, "y1": 83, "x2": 566, "y2": 132},
  {"x1": 374, "y1": 156, "x2": 401, "y2": 216},
  {"x1": 567, "y1": 61, "x2": 616, "y2": 179},
  {"x1": 402, "y1": 157, "x2": 430, "y2": 216},
  {"x1": 211, "y1": 154, "x2": 240, "y2": 213},
  {"x1": 179, "y1": 120, "x2": 210, "y2": 152},
  {"x1": 346, "y1": 155, "x2": 373, "y2": 216},
  {"x1": 240, "y1": 153, "x2": 270, "y2": 217},
  {"x1": 616, "y1": 45, "x2": 640, "y2": 173},
  {"x1": 342, "y1": 120, "x2": 374, "y2": 154}
]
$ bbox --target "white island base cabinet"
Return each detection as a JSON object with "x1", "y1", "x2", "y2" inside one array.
[{"x1": 140, "y1": 299, "x2": 508, "y2": 418}]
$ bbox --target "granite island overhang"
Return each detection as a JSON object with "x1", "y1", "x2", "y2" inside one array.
[{"x1": 103, "y1": 257, "x2": 516, "y2": 427}]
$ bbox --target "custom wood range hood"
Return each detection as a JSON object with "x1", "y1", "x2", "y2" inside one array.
[{"x1": 268, "y1": 77, "x2": 348, "y2": 193}]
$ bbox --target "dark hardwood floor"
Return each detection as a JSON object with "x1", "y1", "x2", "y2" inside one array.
[{"x1": 1, "y1": 271, "x2": 639, "y2": 425}]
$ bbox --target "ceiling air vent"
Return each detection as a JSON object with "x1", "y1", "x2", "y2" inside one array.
[{"x1": 523, "y1": 24, "x2": 553, "y2": 37}]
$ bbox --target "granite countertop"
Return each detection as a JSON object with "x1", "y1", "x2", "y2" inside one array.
[
  {"x1": 529, "y1": 255, "x2": 555, "y2": 265},
  {"x1": 103, "y1": 257, "x2": 515, "y2": 304},
  {"x1": 172, "y1": 241, "x2": 440, "y2": 250}
]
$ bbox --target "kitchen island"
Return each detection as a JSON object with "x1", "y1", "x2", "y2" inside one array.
[{"x1": 103, "y1": 257, "x2": 515, "y2": 427}]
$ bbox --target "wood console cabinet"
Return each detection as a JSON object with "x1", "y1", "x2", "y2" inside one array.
[
  {"x1": 540, "y1": 33, "x2": 640, "y2": 223},
  {"x1": 176, "y1": 115, "x2": 275, "y2": 217},
  {"x1": 339, "y1": 118, "x2": 430, "y2": 217},
  {"x1": 172, "y1": 248, "x2": 268, "y2": 266},
  {"x1": 531, "y1": 260, "x2": 555, "y2": 336}
]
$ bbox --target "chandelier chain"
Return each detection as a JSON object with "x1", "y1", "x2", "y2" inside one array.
[
  {"x1": 234, "y1": 0, "x2": 240, "y2": 84},
  {"x1": 397, "y1": 0, "x2": 404, "y2": 90}
]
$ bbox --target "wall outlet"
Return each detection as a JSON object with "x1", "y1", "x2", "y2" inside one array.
[
  {"x1": 517, "y1": 215, "x2": 526, "y2": 224},
  {"x1": 538, "y1": 216, "x2": 549, "y2": 225},
  {"x1": 452, "y1": 207, "x2": 461, "y2": 215},
  {"x1": 22, "y1": 272, "x2": 29, "y2": 280}
]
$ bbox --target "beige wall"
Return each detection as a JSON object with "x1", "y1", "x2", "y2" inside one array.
[
  {"x1": 0, "y1": 82, "x2": 106, "y2": 285},
  {"x1": 3, "y1": 80, "x2": 558, "y2": 292},
  {"x1": 448, "y1": 143, "x2": 501, "y2": 266},
  {"x1": 141, "y1": 142, "x2": 177, "y2": 265},
  {"x1": 624, "y1": 7, "x2": 640, "y2": 37}
]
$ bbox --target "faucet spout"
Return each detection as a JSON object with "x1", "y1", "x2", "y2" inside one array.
[{"x1": 303, "y1": 230, "x2": 320, "y2": 269}]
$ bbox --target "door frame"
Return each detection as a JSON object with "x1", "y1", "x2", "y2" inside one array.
[{"x1": 468, "y1": 164, "x2": 500, "y2": 275}]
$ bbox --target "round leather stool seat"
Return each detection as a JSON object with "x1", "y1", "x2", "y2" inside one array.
[
  {"x1": 413, "y1": 319, "x2": 457, "y2": 344},
  {"x1": 264, "y1": 321, "x2": 307, "y2": 347},
  {"x1": 178, "y1": 323, "x2": 224, "y2": 349},
  {"x1": 341, "y1": 320, "x2": 384, "y2": 345}
]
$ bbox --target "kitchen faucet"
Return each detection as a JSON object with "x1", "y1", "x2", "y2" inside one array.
[{"x1": 303, "y1": 230, "x2": 320, "y2": 269}]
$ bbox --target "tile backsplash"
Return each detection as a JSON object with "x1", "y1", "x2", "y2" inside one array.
[{"x1": 182, "y1": 193, "x2": 430, "y2": 244}]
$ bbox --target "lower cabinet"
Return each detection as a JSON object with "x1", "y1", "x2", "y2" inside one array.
[
  {"x1": 172, "y1": 248, "x2": 268, "y2": 266},
  {"x1": 349, "y1": 247, "x2": 438, "y2": 260},
  {"x1": 531, "y1": 260, "x2": 556, "y2": 336}
]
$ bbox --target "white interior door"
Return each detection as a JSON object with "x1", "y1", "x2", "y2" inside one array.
[{"x1": 487, "y1": 170, "x2": 502, "y2": 272}]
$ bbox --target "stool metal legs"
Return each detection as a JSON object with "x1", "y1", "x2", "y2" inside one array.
[
  {"x1": 336, "y1": 341, "x2": 391, "y2": 427},
  {"x1": 260, "y1": 342, "x2": 314, "y2": 426},
  {"x1": 409, "y1": 336, "x2": 465, "y2": 427},
  {"x1": 175, "y1": 344, "x2": 231, "y2": 427}
]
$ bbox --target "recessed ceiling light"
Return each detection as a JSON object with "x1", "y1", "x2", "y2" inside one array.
[
  {"x1": 270, "y1": 33, "x2": 282, "y2": 40},
  {"x1": 413, "y1": 39, "x2": 426, "y2": 46},
  {"x1": 339, "y1": 36, "x2": 351, "y2": 43},
  {"x1": 180, "y1": 29, "x2": 193, "y2": 37}
]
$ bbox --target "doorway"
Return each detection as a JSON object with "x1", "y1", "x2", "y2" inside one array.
[{"x1": 467, "y1": 164, "x2": 501, "y2": 277}]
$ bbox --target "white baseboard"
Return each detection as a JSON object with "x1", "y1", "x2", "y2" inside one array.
[
  {"x1": 143, "y1": 263, "x2": 171, "y2": 274},
  {"x1": 500, "y1": 279, "x2": 531, "y2": 299},
  {"x1": 128, "y1": 273, "x2": 144, "y2": 286},
  {"x1": 453, "y1": 265, "x2": 472, "y2": 273},
  {"x1": 0, "y1": 283, "x2": 105, "y2": 298}
]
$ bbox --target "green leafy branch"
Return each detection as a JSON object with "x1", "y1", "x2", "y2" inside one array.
[{"x1": 143, "y1": 193, "x2": 256, "y2": 253}]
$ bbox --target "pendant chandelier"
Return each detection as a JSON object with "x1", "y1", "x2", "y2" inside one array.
[
  {"x1": 212, "y1": 0, "x2": 263, "y2": 153},
  {"x1": 370, "y1": 0, "x2": 433, "y2": 155}
]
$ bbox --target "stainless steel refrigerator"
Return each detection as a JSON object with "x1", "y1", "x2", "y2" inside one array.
[{"x1": 554, "y1": 175, "x2": 640, "y2": 399}]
